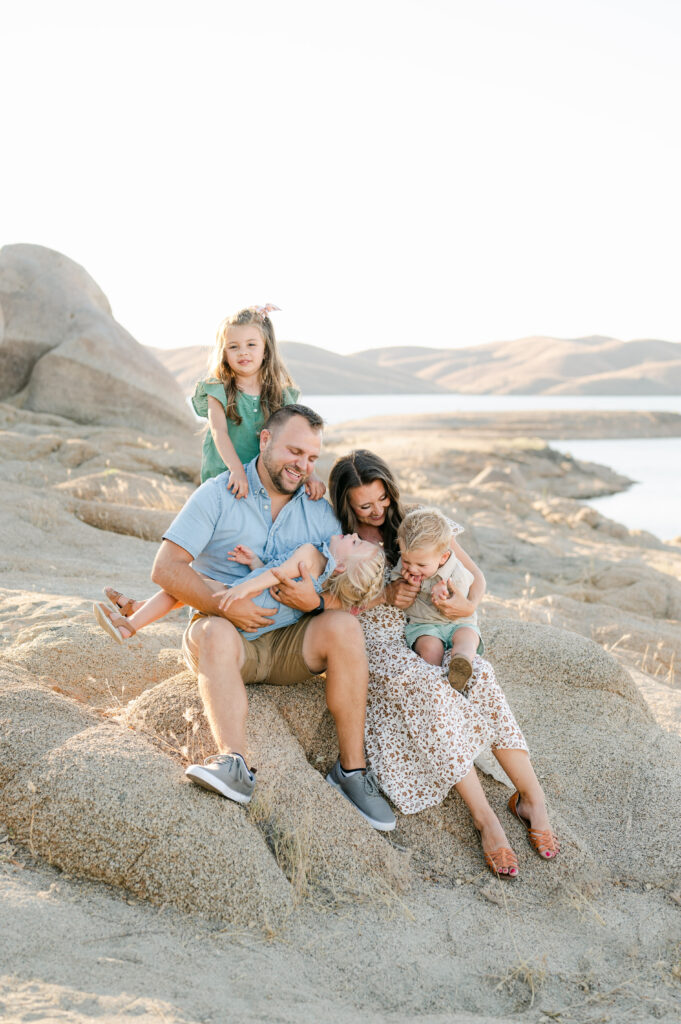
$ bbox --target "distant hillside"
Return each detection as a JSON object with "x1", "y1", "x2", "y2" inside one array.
[
  {"x1": 356, "y1": 335, "x2": 681, "y2": 394},
  {"x1": 150, "y1": 342, "x2": 445, "y2": 396},
  {"x1": 151, "y1": 335, "x2": 681, "y2": 396}
]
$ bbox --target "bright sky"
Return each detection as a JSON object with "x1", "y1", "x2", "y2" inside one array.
[{"x1": 3, "y1": 0, "x2": 680, "y2": 355}]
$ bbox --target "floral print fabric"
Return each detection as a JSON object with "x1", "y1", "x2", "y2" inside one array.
[{"x1": 361, "y1": 602, "x2": 528, "y2": 814}]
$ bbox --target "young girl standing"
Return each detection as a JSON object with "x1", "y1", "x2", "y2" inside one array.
[
  {"x1": 192, "y1": 304, "x2": 324, "y2": 498},
  {"x1": 95, "y1": 304, "x2": 324, "y2": 640}
]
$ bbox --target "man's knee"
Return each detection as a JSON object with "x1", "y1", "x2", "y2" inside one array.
[
  {"x1": 191, "y1": 615, "x2": 244, "y2": 664},
  {"x1": 316, "y1": 610, "x2": 365, "y2": 652}
]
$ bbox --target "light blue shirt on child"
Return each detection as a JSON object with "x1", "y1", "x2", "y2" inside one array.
[{"x1": 163, "y1": 457, "x2": 342, "y2": 639}]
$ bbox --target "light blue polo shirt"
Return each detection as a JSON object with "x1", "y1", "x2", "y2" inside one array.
[{"x1": 163, "y1": 457, "x2": 342, "y2": 638}]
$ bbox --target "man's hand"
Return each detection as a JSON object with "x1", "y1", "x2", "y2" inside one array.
[
  {"x1": 384, "y1": 578, "x2": 420, "y2": 609},
  {"x1": 219, "y1": 594, "x2": 278, "y2": 633},
  {"x1": 270, "y1": 563, "x2": 320, "y2": 612},
  {"x1": 431, "y1": 579, "x2": 475, "y2": 619}
]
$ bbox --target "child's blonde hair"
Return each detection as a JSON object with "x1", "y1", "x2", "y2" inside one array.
[
  {"x1": 207, "y1": 307, "x2": 295, "y2": 425},
  {"x1": 324, "y1": 544, "x2": 386, "y2": 611},
  {"x1": 398, "y1": 507, "x2": 451, "y2": 555}
]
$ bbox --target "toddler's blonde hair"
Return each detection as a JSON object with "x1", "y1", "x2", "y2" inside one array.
[
  {"x1": 397, "y1": 507, "x2": 451, "y2": 555},
  {"x1": 324, "y1": 544, "x2": 386, "y2": 611},
  {"x1": 207, "y1": 307, "x2": 295, "y2": 425}
]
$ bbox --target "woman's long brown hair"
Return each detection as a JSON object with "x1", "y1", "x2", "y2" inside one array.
[{"x1": 328, "y1": 450, "x2": 405, "y2": 567}]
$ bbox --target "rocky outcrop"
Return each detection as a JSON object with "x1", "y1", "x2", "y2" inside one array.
[
  {"x1": 0, "y1": 244, "x2": 193, "y2": 435},
  {"x1": 0, "y1": 672, "x2": 293, "y2": 926}
]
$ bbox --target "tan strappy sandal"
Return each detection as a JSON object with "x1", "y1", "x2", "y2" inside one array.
[
  {"x1": 103, "y1": 587, "x2": 137, "y2": 618},
  {"x1": 508, "y1": 791, "x2": 560, "y2": 859},
  {"x1": 93, "y1": 602, "x2": 137, "y2": 644},
  {"x1": 484, "y1": 846, "x2": 519, "y2": 878}
]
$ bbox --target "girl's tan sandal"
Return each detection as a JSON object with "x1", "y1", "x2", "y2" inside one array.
[
  {"x1": 484, "y1": 846, "x2": 518, "y2": 878},
  {"x1": 103, "y1": 587, "x2": 137, "y2": 618},
  {"x1": 93, "y1": 602, "x2": 137, "y2": 644},
  {"x1": 508, "y1": 791, "x2": 560, "y2": 859}
]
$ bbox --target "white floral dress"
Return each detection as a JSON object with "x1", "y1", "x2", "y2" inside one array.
[{"x1": 361, "y1": 520, "x2": 528, "y2": 815}]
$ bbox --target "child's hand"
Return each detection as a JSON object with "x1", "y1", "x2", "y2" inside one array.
[
  {"x1": 305, "y1": 474, "x2": 327, "y2": 501},
  {"x1": 431, "y1": 580, "x2": 474, "y2": 618},
  {"x1": 216, "y1": 579, "x2": 266, "y2": 612},
  {"x1": 228, "y1": 544, "x2": 257, "y2": 567},
  {"x1": 227, "y1": 465, "x2": 249, "y2": 499},
  {"x1": 431, "y1": 580, "x2": 449, "y2": 603},
  {"x1": 401, "y1": 566, "x2": 424, "y2": 587}
]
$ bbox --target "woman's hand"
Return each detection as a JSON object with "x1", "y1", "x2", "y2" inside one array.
[
  {"x1": 270, "y1": 564, "x2": 321, "y2": 612},
  {"x1": 227, "y1": 465, "x2": 249, "y2": 499},
  {"x1": 431, "y1": 580, "x2": 475, "y2": 619},
  {"x1": 304, "y1": 474, "x2": 327, "y2": 501},
  {"x1": 383, "y1": 578, "x2": 420, "y2": 609}
]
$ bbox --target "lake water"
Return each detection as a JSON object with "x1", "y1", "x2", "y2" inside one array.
[
  {"x1": 305, "y1": 393, "x2": 681, "y2": 422},
  {"x1": 552, "y1": 438, "x2": 681, "y2": 541},
  {"x1": 305, "y1": 394, "x2": 681, "y2": 542}
]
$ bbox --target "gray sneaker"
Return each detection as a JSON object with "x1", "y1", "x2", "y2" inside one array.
[
  {"x1": 326, "y1": 760, "x2": 396, "y2": 831},
  {"x1": 185, "y1": 753, "x2": 255, "y2": 804}
]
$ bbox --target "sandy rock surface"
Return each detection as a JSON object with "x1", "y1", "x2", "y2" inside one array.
[
  {"x1": 1, "y1": 252, "x2": 681, "y2": 1022},
  {"x1": 0, "y1": 244, "x2": 193, "y2": 434}
]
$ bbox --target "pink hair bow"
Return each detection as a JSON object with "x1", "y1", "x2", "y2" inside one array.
[{"x1": 253, "y1": 303, "x2": 281, "y2": 319}]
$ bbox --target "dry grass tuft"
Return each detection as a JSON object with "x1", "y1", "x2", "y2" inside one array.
[
  {"x1": 247, "y1": 788, "x2": 314, "y2": 906},
  {"x1": 493, "y1": 956, "x2": 547, "y2": 1009}
]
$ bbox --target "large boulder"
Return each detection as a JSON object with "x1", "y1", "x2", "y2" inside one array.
[
  {"x1": 122, "y1": 672, "x2": 411, "y2": 903},
  {"x1": 0, "y1": 673, "x2": 292, "y2": 926},
  {"x1": 0, "y1": 244, "x2": 193, "y2": 436}
]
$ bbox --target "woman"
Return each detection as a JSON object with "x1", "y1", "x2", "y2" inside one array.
[{"x1": 327, "y1": 449, "x2": 559, "y2": 878}]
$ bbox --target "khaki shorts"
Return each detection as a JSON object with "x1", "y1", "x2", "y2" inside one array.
[{"x1": 182, "y1": 613, "x2": 316, "y2": 685}]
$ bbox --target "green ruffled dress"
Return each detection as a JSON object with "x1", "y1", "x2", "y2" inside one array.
[{"x1": 192, "y1": 379, "x2": 300, "y2": 483}]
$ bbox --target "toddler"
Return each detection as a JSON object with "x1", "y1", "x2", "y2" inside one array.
[
  {"x1": 391, "y1": 507, "x2": 484, "y2": 690},
  {"x1": 94, "y1": 533, "x2": 385, "y2": 643}
]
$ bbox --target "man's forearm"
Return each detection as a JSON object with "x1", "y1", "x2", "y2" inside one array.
[{"x1": 151, "y1": 561, "x2": 223, "y2": 616}]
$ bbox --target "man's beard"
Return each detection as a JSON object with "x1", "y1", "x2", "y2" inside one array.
[{"x1": 261, "y1": 448, "x2": 307, "y2": 495}]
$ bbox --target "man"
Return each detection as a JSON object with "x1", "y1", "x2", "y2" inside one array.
[{"x1": 151, "y1": 404, "x2": 395, "y2": 831}]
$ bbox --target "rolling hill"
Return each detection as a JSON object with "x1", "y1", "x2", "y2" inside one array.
[{"x1": 151, "y1": 335, "x2": 681, "y2": 396}]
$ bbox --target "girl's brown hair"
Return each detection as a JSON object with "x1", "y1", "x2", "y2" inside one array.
[
  {"x1": 328, "y1": 450, "x2": 405, "y2": 567},
  {"x1": 207, "y1": 307, "x2": 295, "y2": 425}
]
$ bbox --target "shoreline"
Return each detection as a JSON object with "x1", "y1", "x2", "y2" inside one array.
[{"x1": 329, "y1": 409, "x2": 681, "y2": 439}]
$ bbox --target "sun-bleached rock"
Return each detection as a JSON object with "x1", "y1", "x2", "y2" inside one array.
[
  {"x1": 56, "y1": 470, "x2": 194, "y2": 509},
  {"x1": 122, "y1": 673, "x2": 411, "y2": 902},
  {"x1": 470, "y1": 463, "x2": 527, "y2": 488},
  {"x1": 69, "y1": 498, "x2": 175, "y2": 542},
  {"x1": 0, "y1": 244, "x2": 194, "y2": 436},
  {"x1": 0, "y1": 686, "x2": 292, "y2": 925},
  {"x1": 399, "y1": 620, "x2": 681, "y2": 890},
  {"x1": 6, "y1": 612, "x2": 186, "y2": 706}
]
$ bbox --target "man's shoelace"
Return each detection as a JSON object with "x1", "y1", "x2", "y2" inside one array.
[
  {"x1": 205, "y1": 754, "x2": 236, "y2": 766},
  {"x1": 362, "y1": 770, "x2": 379, "y2": 795},
  {"x1": 204, "y1": 753, "x2": 255, "y2": 780}
]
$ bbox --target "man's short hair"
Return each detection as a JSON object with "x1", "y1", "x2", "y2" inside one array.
[{"x1": 263, "y1": 404, "x2": 324, "y2": 435}]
